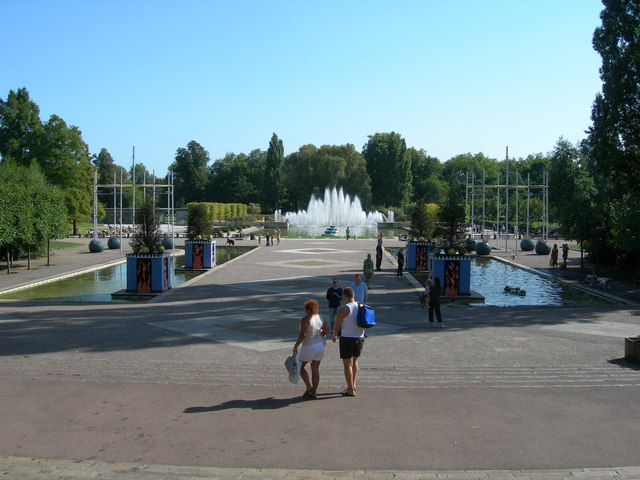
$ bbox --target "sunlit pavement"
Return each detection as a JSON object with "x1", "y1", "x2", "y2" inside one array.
[{"x1": 0, "y1": 237, "x2": 639, "y2": 479}]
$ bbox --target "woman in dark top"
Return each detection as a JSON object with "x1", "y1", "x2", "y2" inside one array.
[{"x1": 427, "y1": 277, "x2": 443, "y2": 328}]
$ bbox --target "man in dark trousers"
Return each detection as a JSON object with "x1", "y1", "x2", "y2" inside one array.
[
  {"x1": 325, "y1": 278, "x2": 343, "y2": 334},
  {"x1": 396, "y1": 249, "x2": 404, "y2": 276}
]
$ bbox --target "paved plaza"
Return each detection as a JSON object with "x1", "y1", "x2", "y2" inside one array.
[{"x1": 0, "y1": 236, "x2": 639, "y2": 479}]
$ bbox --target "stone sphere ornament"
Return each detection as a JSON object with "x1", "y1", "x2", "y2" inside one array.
[
  {"x1": 475, "y1": 242, "x2": 491, "y2": 255},
  {"x1": 465, "y1": 238, "x2": 477, "y2": 253},
  {"x1": 520, "y1": 238, "x2": 535, "y2": 251},
  {"x1": 535, "y1": 241, "x2": 551, "y2": 255},
  {"x1": 107, "y1": 237, "x2": 121, "y2": 249},
  {"x1": 161, "y1": 237, "x2": 175, "y2": 250},
  {"x1": 88, "y1": 239, "x2": 104, "y2": 253}
]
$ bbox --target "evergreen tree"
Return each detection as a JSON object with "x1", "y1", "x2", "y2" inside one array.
[
  {"x1": 265, "y1": 133, "x2": 284, "y2": 210},
  {"x1": 435, "y1": 179, "x2": 467, "y2": 253}
]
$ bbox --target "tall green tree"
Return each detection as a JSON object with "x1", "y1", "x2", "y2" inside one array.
[
  {"x1": 549, "y1": 138, "x2": 597, "y2": 247},
  {"x1": 209, "y1": 150, "x2": 265, "y2": 205},
  {"x1": 408, "y1": 147, "x2": 443, "y2": 203},
  {"x1": 265, "y1": 133, "x2": 284, "y2": 211},
  {"x1": 582, "y1": 0, "x2": 640, "y2": 271},
  {"x1": 436, "y1": 178, "x2": 467, "y2": 253},
  {"x1": 283, "y1": 143, "x2": 372, "y2": 210},
  {"x1": 362, "y1": 132, "x2": 412, "y2": 207},
  {"x1": 33, "y1": 114, "x2": 93, "y2": 234},
  {"x1": 588, "y1": 0, "x2": 640, "y2": 193},
  {"x1": 94, "y1": 148, "x2": 118, "y2": 185},
  {"x1": 0, "y1": 87, "x2": 41, "y2": 165},
  {"x1": 170, "y1": 140, "x2": 210, "y2": 207}
]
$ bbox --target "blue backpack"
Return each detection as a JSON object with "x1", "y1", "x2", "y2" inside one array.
[{"x1": 356, "y1": 304, "x2": 376, "y2": 329}]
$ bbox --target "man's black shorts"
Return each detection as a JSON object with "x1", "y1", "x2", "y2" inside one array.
[{"x1": 339, "y1": 336, "x2": 364, "y2": 359}]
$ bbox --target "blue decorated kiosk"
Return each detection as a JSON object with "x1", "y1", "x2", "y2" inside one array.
[
  {"x1": 126, "y1": 251, "x2": 172, "y2": 293},
  {"x1": 428, "y1": 252, "x2": 472, "y2": 296},
  {"x1": 406, "y1": 241, "x2": 434, "y2": 271},
  {"x1": 184, "y1": 239, "x2": 216, "y2": 270}
]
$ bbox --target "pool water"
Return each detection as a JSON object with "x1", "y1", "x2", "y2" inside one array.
[
  {"x1": 0, "y1": 246, "x2": 254, "y2": 302},
  {"x1": 396, "y1": 251, "x2": 618, "y2": 307},
  {"x1": 469, "y1": 257, "x2": 617, "y2": 307}
]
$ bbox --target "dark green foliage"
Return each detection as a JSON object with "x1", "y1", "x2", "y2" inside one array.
[
  {"x1": 186, "y1": 203, "x2": 214, "y2": 240},
  {"x1": 408, "y1": 200, "x2": 434, "y2": 240},
  {"x1": 435, "y1": 179, "x2": 467, "y2": 253},
  {"x1": 362, "y1": 132, "x2": 412, "y2": 208},
  {"x1": 170, "y1": 140, "x2": 210, "y2": 207},
  {"x1": 265, "y1": 133, "x2": 284, "y2": 210},
  {"x1": 130, "y1": 198, "x2": 162, "y2": 251}
]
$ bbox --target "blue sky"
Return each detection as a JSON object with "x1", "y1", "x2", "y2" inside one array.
[{"x1": 1, "y1": 0, "x2": 604, "y2": 175}]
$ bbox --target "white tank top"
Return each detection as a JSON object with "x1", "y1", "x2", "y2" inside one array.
[
  {"x1": 340, "y1": 302, "x2": 365, "y2": 338},
  {"x1": 301, "y1": 314, "x2": 324, "y2": 346}
]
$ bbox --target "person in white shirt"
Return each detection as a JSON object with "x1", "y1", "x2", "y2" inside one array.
[{"x1": 332, "y1": 287, "x2": 365, "y2": 396}]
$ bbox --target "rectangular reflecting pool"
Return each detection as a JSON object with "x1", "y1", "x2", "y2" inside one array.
[
  {"x1": 400, "y1": 253, "x2": 620, "y2": 307},
  {"x1": 0, "y1": 246, "x2": 254, "y2": 302}
]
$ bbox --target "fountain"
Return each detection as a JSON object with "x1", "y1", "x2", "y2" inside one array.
[{"x1": 283, "y1": 187, "x2": 385, "y2": 226}]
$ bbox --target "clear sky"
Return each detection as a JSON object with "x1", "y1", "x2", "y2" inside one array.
[{"x1": 1, "y1": 0, "x2": 604, "y2": 175}]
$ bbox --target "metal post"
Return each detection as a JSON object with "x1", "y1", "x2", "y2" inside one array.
[
  {"x1": 119, "y1": 169, "x2": 123, "y2": 253},
  {"x1": 496, "y1": 172, "x2": 500, "y2": 248},
  {"x1": 92, "y1": 169, "x2": 98, "y2": 240},
  {"x1": 471, "y1": 171, "x2": 475, "y2": 234},
  {"x1": 527, "y1": 173, "x2": 530, "y2": 238},
  {"x1": 505, "y1": 147, "x2": 509, "y2": 253},
  {"x1": 465, "y1": 171, "x2": 469, "y2": 226},
  {"x1": 132, "y1": 146, "x2": 136, "y2": 228},
  {"x1": 482, "y1": 170, "x2": 486, "y2": 240},
  {"x1": 515, "y1": 168, "x2": 519, "y2": 255}
]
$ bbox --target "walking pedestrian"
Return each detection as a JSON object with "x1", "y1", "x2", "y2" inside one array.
[
  {"x1": 350, "y1": 274, "x2": 368, "y2": 304},
  {"x1": 325, "y1": 278, "x2": 343, "y2": 334},
  {"x1": 332, "y1": 287, "x2": 365, "y2": 396},
  {"x1": 293, "y1": 299, "x2": 328, "y2": 399},
  {"x1": 427, "y1": 277, "x2": 444, "y2": 327},
  {"x1": 396, "y1": 249, "x2": 405, "y2": 276},
  {"x1": 363, "y1": 254, "x2": 374, "y2": 287}
]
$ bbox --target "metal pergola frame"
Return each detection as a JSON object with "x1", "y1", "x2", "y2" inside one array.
[{"x1": 465, "y1": 163, "x2": 549, "y2": 254}]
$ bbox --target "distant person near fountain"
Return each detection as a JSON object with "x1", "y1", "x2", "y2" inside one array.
[
  {"x1": 363, "y1": 254, "x2": 374, "y2": 287},
  {"x1": 376, "y1": 234, "x2": 384, "y2": 271},
  {"x1": 346, "y1": 227, "x2": 350, "y2": 240}
]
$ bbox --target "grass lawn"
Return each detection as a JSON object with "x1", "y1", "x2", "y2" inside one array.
[{"x1": 50, "y1": 241, "x2": 80, "y2": 249}]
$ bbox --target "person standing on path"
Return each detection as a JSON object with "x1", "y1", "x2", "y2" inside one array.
[
  {"x1": 363, "y1": 254, "x2": 374, "y2": 287},
  {"x1": 350, "y1": 274, "x2": 368, "y2": 304},
  {"x1": 345, "y1": 227, "x2": 350, "y2": 240},
  {"x1": 562, "y1": 243, "x2": 569, "y2": 268},
  {"x1": 332, "y1": 287, "x2": 365, "y2": 396},
  {"x1": 293, "y1": 299, "x2": 328, "y2": 399},
  {"x1": 325, "y1": 278, "x2": 343, "y2": 334},
  {"x1": 550, "y1": 244, "x2": 559, "y2": 268},
  {"x1": 396, "y1": 249, "x2": 405, "y2": 277},
  {"x1": 427, "y1": 277, "x2": 444, "y2": 327},
  {"x1": 376, "y1": 234, "x2": 383, "y2": 271}
]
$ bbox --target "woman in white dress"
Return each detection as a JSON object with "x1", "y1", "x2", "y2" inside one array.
[{"x1": 293, "y1": 299, "x2": 328, "y2": 399}]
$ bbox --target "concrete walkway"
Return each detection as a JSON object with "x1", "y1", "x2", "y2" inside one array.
[{"x1": 0, "y1": 236, "x2": 639, "y2": 479}]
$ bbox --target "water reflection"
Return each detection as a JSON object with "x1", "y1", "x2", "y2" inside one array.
[
  {"x1": 392, "y1": 250, "x2": 617, "y2": 307},
  {"x1": 0, "y1": 247, "x2": 253, "y2": 302}
]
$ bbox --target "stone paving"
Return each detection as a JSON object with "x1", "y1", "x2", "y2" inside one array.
[{"x1": 0, "y1": 235, "x2": 639, "y2": 479}]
